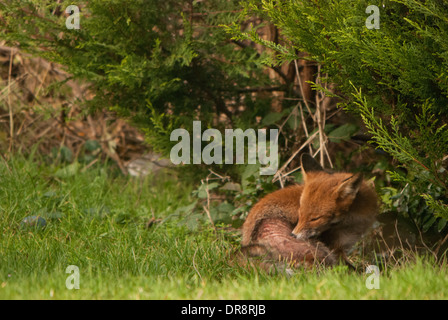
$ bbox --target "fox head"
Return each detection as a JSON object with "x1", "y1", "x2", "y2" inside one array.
[{"x1": 291, "y1": 154, "x2": 363, "y2": 240}]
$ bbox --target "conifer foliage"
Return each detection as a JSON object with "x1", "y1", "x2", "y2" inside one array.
[
  {"x1": 0, "y1": 0, "x2": 272, "y2": 156},
  {"x1": 230, "y1": 0, "x2": 448, "y2": 229}
]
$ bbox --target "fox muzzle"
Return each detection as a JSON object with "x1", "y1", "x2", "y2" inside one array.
[{"x1": 292, "y1": 228, "x2": 318, "y2": 240}]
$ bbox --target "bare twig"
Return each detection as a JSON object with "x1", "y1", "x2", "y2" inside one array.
[
  {"x1": 298, "y1": 102, "x2": 313, "y2": 154},
  {"x1": 80, "y1": 158, "x2": 99, "y2": 173},
  {"x1": 275, "y1": 104, "x2": 299, "y2": 149},
  {"x1": 236, "y1": 86, "x2": 284, "y2": 93},
  {"x1": 35, "y1": 59, "x2": 52, "y2": 97},
  {"x1": 294, "y1": 59, "x2": 315, "y2": 122},
  {"x1": 434, "y1": 232, "x2": 448, "y2": 257},
  {"x1": 192, "y1": 248, "x2": 203, "y2": 282},
  {"x1": 313, "y1": 66, "x2": 335, "y2": 169},
  {"x1": 7, "y1": 47, "x2": 14, "y2": 153},
  {"x1": 0, "y1": 152, "x2": 11, "y2": 173},
  {"x1": 201, "y1": 175, "x2": 217, "y2": 232},
  {"x1": 51, "y1": 0, "x2": 63, "y2": 16},
  {"x1": 208, "y1": 168, "x2": 230, "y2": 182},
  {"x1": 377, "y1": 227, "x2": 398, "y2": 268},
  {"x1": 314, "y1": 65, "x2": 326, "y2": 167},
  {"x1": 415, "y1": 223, "x2": 438, "y2": 262},
  {"x1": 272, "y1": 131, "x2": 318, "y2": 183}
]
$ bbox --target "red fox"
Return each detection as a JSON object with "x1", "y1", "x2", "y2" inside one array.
[{"x1": 240, "y1": 154, "x2": 379, "y2": 270}]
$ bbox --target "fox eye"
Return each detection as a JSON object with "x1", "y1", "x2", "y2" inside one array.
[{"x1": 310, "y1": 216, "x2": 323, "y2": 222}]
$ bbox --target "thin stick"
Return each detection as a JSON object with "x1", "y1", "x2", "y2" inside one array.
[
  {"x1": 272, "y1": 131, "x2": 318, "y2": 183},
  {"x1": 434, "y1": 232, "x2": 448, "y2": 257},
  {"x1": 202, "y1": 177, "x2": 217, "y2": 232},
  {"x1": 415, "y1": 222, "x2": 438, "y2": 262},
  {"x1": 298, "y1": 102, "x2": 313, "y2": 154},
  {"x1": 208, "y1": 168, "x2": 229, "y2": 182},
  {"x1": 51, "y1": 0, "x2": 62, "y2": 15},
  {"x1": 294, "y1": 59, "x2": 315, "y2": 122},
  {"x1": 192, "y1": 248, "x2": 203, "y2": 282},
  {"x1": 278, "y1": 175, "x2": 284, "y2": 189},
  {"x1": 315, "y1": 65, "x2": 326, "y2": 167},
  {"x1": 0, "y1": 152, "x2": 11, "y2": 173},
  {"x1": 35, "y1": 59, "x2": 51, "y2": 98},
  {"x1": 202, "y1": 205, "x2": 215, "y2": 230},
  {"x1": 7, "y1": 47, "x2": 14, "y2": 152},
  {"x1": 283, "y1": 165, "x2": 302, "y2": 177}
]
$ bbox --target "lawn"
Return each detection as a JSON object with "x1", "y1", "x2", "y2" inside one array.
[{"x1": 1, "y1": 156, "x2": 448, "y2": 300}]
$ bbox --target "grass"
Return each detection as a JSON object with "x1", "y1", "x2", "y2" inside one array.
[{"x1": 1, "y1": 156, "x2": 448, "y2": 300}]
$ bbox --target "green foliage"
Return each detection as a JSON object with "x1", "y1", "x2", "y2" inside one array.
[
  {"x1": 0, "y1": 0, "x2": 367, "y2": 184},
  {"x1": 176, "y1": 163, "x2": 279, "y2": 230},
  {"x1": 229, "y1": 0, "x2": 448, "y2": 232},
  {"x1": 3, "y1": 0, "x2": 448, "y2": 233},
  {"x1": 0, "y1": 0, "x2": 272, "y2": 158},
  {"x1": 2, "y1": 157, "x2": 448, "y2": 299}
]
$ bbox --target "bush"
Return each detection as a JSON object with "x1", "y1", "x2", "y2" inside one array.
[
  {"x1": 3, "y1": 0, "x2": 447, "y2": 235},
  {"x1": 0, "y1": 0, "x2": 273, "y2": 160},
  {"x1": 229, "y1": 0, "x2": 448, "y2": 232}
]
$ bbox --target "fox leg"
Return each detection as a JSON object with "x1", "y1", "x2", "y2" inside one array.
[{"x1": 245, "y1": 218, "x2": 337, "y2": 268}]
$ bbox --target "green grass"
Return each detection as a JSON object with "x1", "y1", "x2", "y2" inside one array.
[{"x1": 1, "y1": 156, "x2": 448, "y2": 299}]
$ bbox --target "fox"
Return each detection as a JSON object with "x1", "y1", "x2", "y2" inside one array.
[{"x1": 240, "y1": 153, "x2": 379, "y2": 270}]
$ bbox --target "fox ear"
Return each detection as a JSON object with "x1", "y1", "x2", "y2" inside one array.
[
  {"x1": 300, "y1": 154, "x2": 324, "y2": 176},
  {"x1": 336, "y1": 173, "x2": 363, "y2": 201}
]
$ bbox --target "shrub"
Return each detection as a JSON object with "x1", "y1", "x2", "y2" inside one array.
[
  {"x1": 228, "y1": 0, "x2": 448, "y2": 232},
  {"x1": 0, "y1": 0, "x2": 273, "y2": 161}
]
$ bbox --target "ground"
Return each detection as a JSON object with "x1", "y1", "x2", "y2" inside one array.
[{"x1": 1, "y1": 157, "x2": 448, "y2": 299}]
